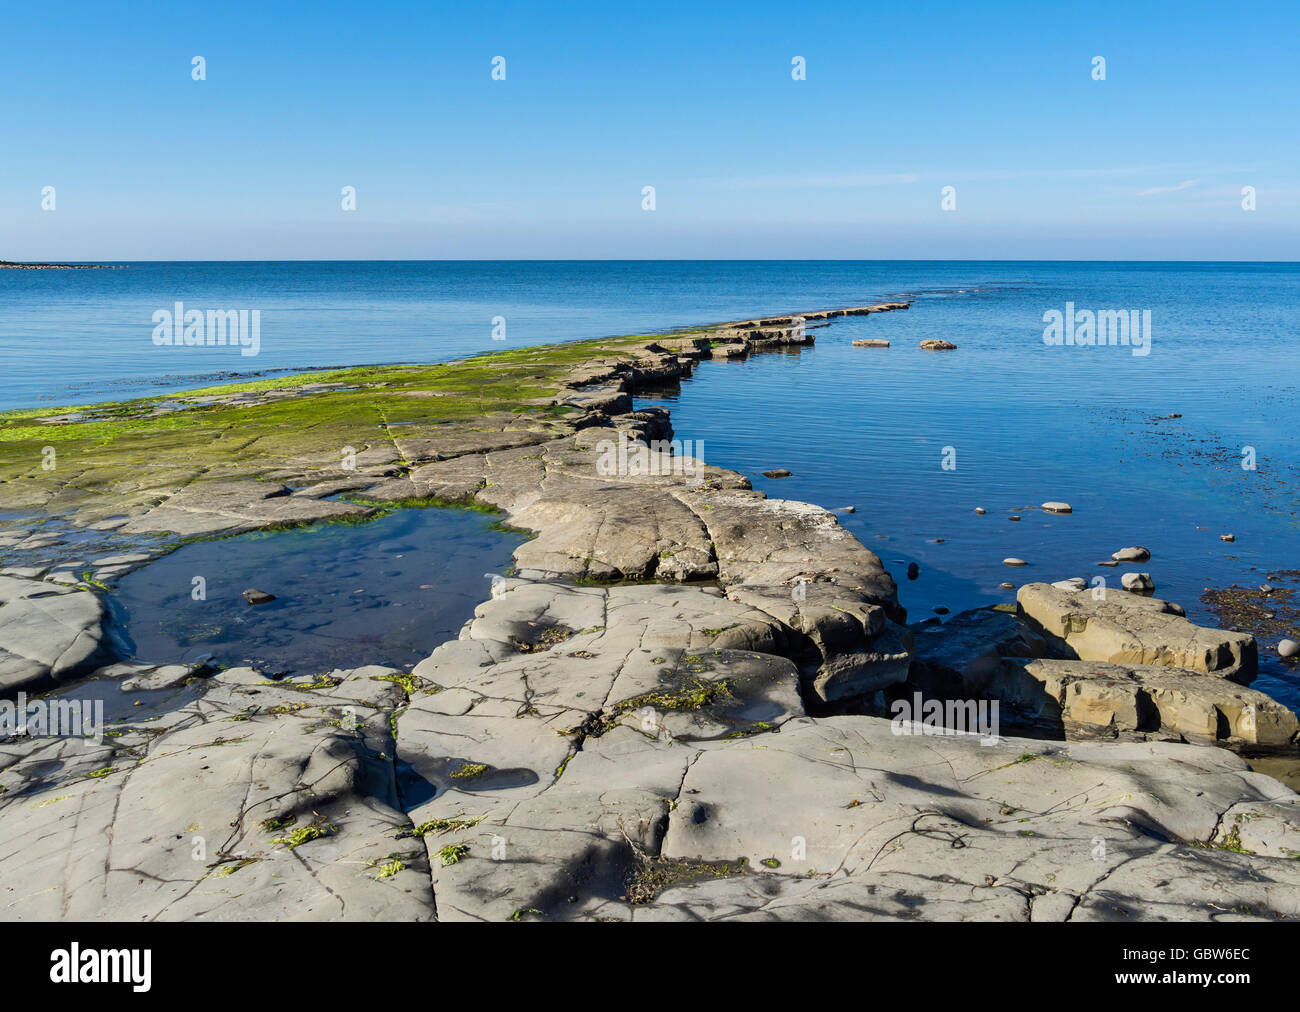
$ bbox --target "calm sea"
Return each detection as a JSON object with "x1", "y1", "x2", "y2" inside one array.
[{"x1": 3, "y1": 261, "x2": 1298, "y2": 704}]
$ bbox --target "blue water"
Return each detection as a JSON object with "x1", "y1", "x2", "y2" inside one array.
[
  {"x1": 6, "y1": 259, "x2": 1286, "y2": 411},
  {"x1": 4, "y1": 260, "x2": 1298, "y2": 705},
  {"x1": 109, "y1": 505, "x2": 526, "y2": 676}
]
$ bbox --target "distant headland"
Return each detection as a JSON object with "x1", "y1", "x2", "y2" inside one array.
[{"x1": 0, "y1": 261, "x2": 121, "y2": 269}]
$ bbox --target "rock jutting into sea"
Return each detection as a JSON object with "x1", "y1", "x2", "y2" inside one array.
[{"x1": 1, "y1": 299, "x2": 1298, "y2": 922}]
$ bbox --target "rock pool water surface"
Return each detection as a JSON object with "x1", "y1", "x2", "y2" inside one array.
[{"x1": 109, "y1": 505, "x2": 527, "y2": 675}]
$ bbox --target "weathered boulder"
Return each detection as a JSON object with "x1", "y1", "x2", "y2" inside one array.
[
  {"x1": 1121, "y1": 572, "x2": 1154, "y2": 593},
  {"x1": 1016, "y1": 583, "x2": 1257, "y2": 682},
  {"x1": 973, "y1": 657, "x2": 1299, "y2": 748},
  {"x1": 510, "y1": 484, "x2": 716, "y2": 581}
]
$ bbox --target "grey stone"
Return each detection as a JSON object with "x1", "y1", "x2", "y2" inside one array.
[{"x1": 0, "y1": 576, "x2": 112, "y2": 694}]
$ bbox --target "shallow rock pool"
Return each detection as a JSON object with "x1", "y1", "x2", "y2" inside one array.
[{"x1": 109, "y1": 505, "x2": 527, "y2": 676}]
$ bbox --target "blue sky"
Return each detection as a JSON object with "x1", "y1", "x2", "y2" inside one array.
[{"x1": 2, "y1": 0, "x2": 1296, "y2": 259}]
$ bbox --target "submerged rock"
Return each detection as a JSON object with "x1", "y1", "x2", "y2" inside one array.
[
  {"x1": 762, "y1": 469, "x2": 793, "y2": 479},
  {"x1": 919, "y1": 339, "x2": 957, "y2": 350}
]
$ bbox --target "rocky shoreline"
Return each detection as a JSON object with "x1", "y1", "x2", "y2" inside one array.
[{"x1": 1, "y1": 303, "x2": 1298, "y2": 921}]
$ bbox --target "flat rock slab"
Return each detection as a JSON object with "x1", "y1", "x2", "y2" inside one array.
[
  {"x1": 402, "y1": 710, "x2": 1300, "y2": 922},
  {"x1": 0, "y1": 575, "x2": 112, "y2": 694},
  {"x1": 1017, "y1": 583, "x2": 1257, "y2": 682},
  {"x1": 977, "y1": 657, "x2": 1299, "y2": 748},
  {"x1": 0, "y1": 665, "x2": 434, "y2": 921}
]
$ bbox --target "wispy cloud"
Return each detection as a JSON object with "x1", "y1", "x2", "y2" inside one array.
[{"x1": 1137, "y1": 179, "x2": 1201, "y2": 196}]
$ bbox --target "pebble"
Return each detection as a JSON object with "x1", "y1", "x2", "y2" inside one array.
[
  {"x1": 1220, "y1": 534, "x2": 1235, "y2": 542},
  {"x1": 1279, "y1": 639, "x2": 1299, "y2": 659},
  {"x1": 1003, "y1": 558, "x2": 1028, "y2": 567},
  {"x1": 1041, "y1": 502, "x2": 1073, "y2": 514},
  {"x1": 974, "y1": 507, "x2": 986, "y2": 515},
  {"x1": 1096, "y1": 560, "x2": 1118, "y2": 568},
  {"x1": 1111, "y1": 546, "x2": 1151, "y2": 562},
  {"x1": 243, "y1": 588, "x2": 276, "y2": 605},
  {"x1": 1008, "y1": 515, "x2": 1022, "y2": 522},
  {"x1": 999, "y1": 582, "x2": 1015, "y2": 590}
]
